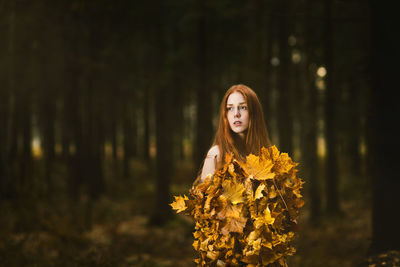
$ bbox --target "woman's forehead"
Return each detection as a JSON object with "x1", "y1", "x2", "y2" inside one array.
[{"x1": 226, "y1": 91, "x2": 246, "y2": 105}]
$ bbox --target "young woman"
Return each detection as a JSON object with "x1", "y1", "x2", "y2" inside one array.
[{"x1": 199, "y1": 84, "x2": 272, "y2": 182}]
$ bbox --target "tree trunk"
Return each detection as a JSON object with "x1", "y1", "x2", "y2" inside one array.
[
  {"x1": 324, "y1": 0, "x2": 340, "y2": 214},
  {"x1": 20, "y1": 89, "x2": 33, "y2": 194},
  {"x1": 1, "y1": 0, "x2": 15, "y2": 198},
  {"x1": 123, "y1": 98, "x2": 135, "y2": 179},
  {"x1": 0, "y1": 87, "x2": 8, "y2": 198},
  {"x1": 368, "y1": 0, "x2": 400, "y2": 253},
  {"x1": 194, "y1": 0, "x2": 213, "y2": 174},
  {"x1": 303, "y1": 0, "x2": 321, "y2": 222},
  {"x1": 6, "y1": 0, "x2": 18, "y2": 198},
  {"x1": 111, "y1": 93, "x2": 118, "y2": 161},
  {"x1": 259, "y1": 0, "x2": 274, "y2": 131},
  {"x1": 84, "y1": 29, "x2": 106, "y2": 230},
  {"x1": 347, "y1": 85, "x2": 361, "y2": 178},
  {"x1": 172, "y1": 83, "x2": 184, "y2": 161},
  {"x1": 65, "y1": 34, "x2": 83, "y2": 202},
  {"x1": 152, "y1": 87, "x2": 173, "y2": 225},
  {"x1": 40, "y1": 87, "x2": 56, "y2": 193},
  {"x1": 150, "y1": 0, "x2": 172, "y2": 225},
  {"x1": 277, "y1": 0, "x2": 293, "y2": 155},
  {"x1": 143, "y1": 87, "x2": 151, "y2": 163}
]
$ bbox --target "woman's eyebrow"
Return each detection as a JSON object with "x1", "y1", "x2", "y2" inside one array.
[{"x1": 227, "y1": 102, "x2": 246, "y2": 106}]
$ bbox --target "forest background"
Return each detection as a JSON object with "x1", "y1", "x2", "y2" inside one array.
[{"x1": 1, "y1": 0, "x2": 399, "y2": 266}]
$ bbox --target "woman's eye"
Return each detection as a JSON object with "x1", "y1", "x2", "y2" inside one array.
[
  {"x1": 240, "y1": 106, "x2": 247, "y2": 110},
  {"x1": 227, "y1": 107, "x2": 233, "y2": 111}
]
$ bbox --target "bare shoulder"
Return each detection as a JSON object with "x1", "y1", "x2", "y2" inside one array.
[
  {"x1": 206, "y1": 145, "x2": 220, "y2": 160},
  {"x1": 200, "y1": 145, "x2": 220, "y2": 181}
]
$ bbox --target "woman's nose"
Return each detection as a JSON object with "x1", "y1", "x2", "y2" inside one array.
[{"x1": 234, "y1": 108, "x2": 241, "y2": 117}]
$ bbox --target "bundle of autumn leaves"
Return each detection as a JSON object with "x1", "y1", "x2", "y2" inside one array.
[{"x1": 170, "y1": 145, "x2": 304, "y2": 267}]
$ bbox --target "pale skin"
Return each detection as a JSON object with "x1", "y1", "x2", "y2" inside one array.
[{"x1": 200, "y1": 92, "x2": 249, "y2": 181}]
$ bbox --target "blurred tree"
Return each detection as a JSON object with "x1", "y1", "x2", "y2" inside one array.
[
  {"x1": 0, "y1": 0, "x2": 15, "y2": 199},
  {"x1": 324, "y1": 0, "x2": 340, "y2": 214},
  {"x1": 63, "y1": 4, "x2": 85, "y2": 203},
  {"x1": 301, "y1": 0, "x2": 321, "y2": 221},
  {"x1": 110, "y1": 92, "x2": 119, "y2": 161},
  {"x1": 368, "y1": 0, "x2": 400, "y2": 253},
  {"x1": 143, "y1": 87, "x2": 151, "y2": 163},
  {"x1": 7, "y1": 1, "x2": 35, "y2": 196},
  {"x1": 255, "y1": 0, "x2": 274, "y2": 130},
  {"x1": 151, "y1": 0, "x2": 173, "y2": 225},
  {"x1": 277, "y1": 0, "x2": 294, "y2": 155},
  {"x1": 194, "y1": 0, "x2": 214, "y2": 175},
  {"x1": 0, "y1": 85, "x2": 8, "y2": 198},
  {"x1": 37, "y1": 6, "x2": 58, "y2": 193},
  {"x1": 122, "y1": 94, "x2": 136, "y2": 179}
]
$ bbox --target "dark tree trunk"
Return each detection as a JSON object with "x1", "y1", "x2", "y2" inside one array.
[
  {"x1": 258, "y1": 0, "x2": 274, "y2": 130},
  {"x1": 64, "y1": 25, "x2": 83, "y2": 202},
  {"x1": 111, "y1": 93, "x2": 118, "y2": 161},
  {"x1": 1, "y1": 0, "x2": 15, "y2": 199},
  {"x1": 277, "y1": 0, "x2": 293, "y2": 155},
  {"x1": 123, "y1": 98, "x2": 135, "y2": 179},
  {"x1": 61, "y1": 112, "x2": 70, "y2": 160},
  {"x1": 65, "y1": 82, "x2": 83, "y2": 202},
  {"x1": 303, "y1": 0, "x2": 321, "y2": 222},
  {"x1": 368, "y1": 0, "x2": 400, "y2": 253},
  {"x1": 40, "y1": 87, "x2": 56, "y2": 194},
  {"x1": 7, "y1": 0, "x2": 18, "y2": 198},
  {"x1": 150, "y1": 0, "x2": 172, "y2": 225},
  {"x1": 152, "y1": 87, "x2": 173, "y2": 225},
  {"x1": 0, "y1": 86, "x2": 8, "y2": 198},
  {"x1": 347, "y1": 85, "x2": 361, "y2": 178},
  {"x1": 194, "y1": 0, "x2": 213, "y2": 174},
  {"x1": 172, "y1": 83, "x2": 184, "y2": 161},
  {"x1": 20, "y1": 89, "x2": 33, "y2": 194},
  {"x1": 83, "y1": 85, "x2": 94, "y2": 230},
  {"x1": 169, "y1": 23, "x2": 185, "y2": 162},
  {"x1": 143, "y1": 88, "x2": 151, "y2": 163},
  {"x1": 85, "y1": 91, "x2": 106, "y2": 228},
  {"x1": 324, "y1": 0, "x2": 340, "y2": 214},
  {"x1": 37, "y1": 2, "x2": 58, "y2": 193},
  {"x1": 306, "y1": 85, "x2": 320, "y2": 221},
  {"x1": 83, "y1": 28, "x2": 106, "y2": 230}
]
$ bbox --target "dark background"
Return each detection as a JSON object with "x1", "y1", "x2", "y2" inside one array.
[{"x1": 1, "y1": 0, "x2": 399, "y2": 266}]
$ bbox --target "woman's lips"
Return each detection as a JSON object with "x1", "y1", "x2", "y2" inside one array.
[{"x1": 234, "y1": 121, "x2": 242, "y2": 126}]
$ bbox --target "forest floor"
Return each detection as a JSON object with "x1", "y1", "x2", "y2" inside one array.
[{"x1": 0, "y1": 158, "x2": 397, "y2": 267}]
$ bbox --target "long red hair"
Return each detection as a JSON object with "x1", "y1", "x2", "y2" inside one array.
[{"x1": 213, "y1": 84, "x2": 271, "y2": 167}]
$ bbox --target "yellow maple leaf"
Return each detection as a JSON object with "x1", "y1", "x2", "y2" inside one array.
[
  {"x1": 220, "y1": 179, "x2": 245, "y2": 205},
  {"x1": 242, "y1": 154, "x2": 275, "y2": 180},
  {"x1": 266, "y1": 145, "x2": 280, "y2": 160},
  {"x1": 169, "y1": 195, "x2": 188, "y2": 213}
]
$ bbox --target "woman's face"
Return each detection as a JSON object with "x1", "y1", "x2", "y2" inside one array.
[{"x1": 226, "y1": 91, "x2": 249, "y2": 138}]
